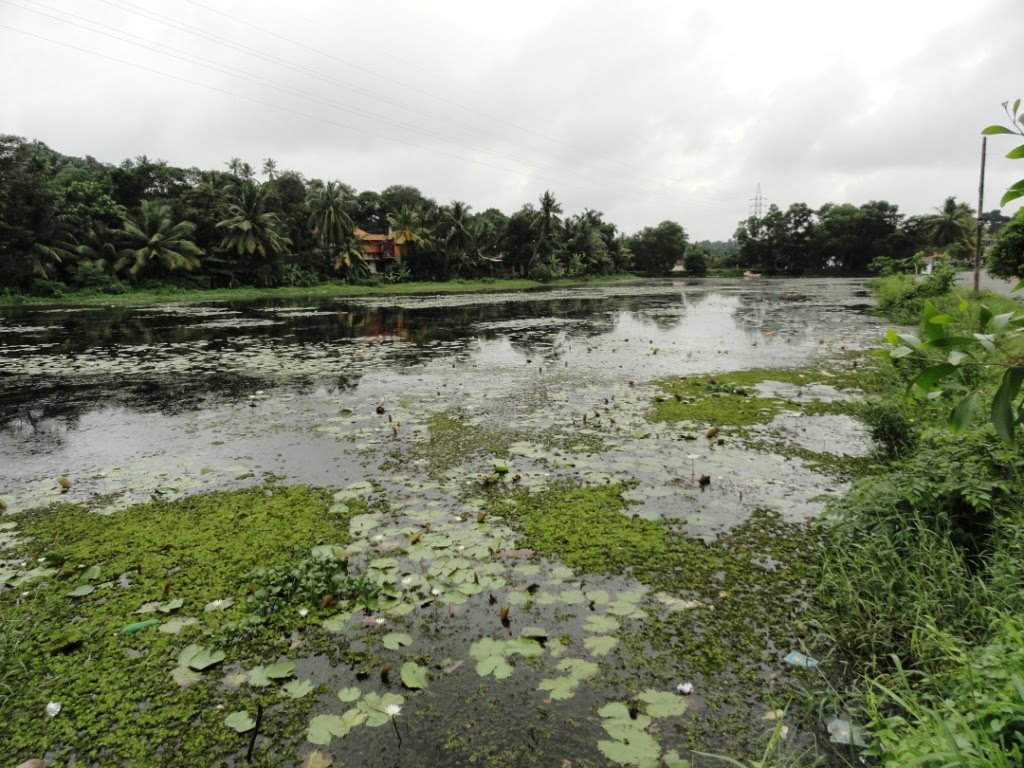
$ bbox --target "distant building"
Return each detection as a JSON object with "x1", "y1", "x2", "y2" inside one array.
[{"x1": 355, "y1": 228, "x2": 402, "y2": 273}]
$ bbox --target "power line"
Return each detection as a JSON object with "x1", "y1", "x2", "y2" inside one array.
[{"x1": 0, "y1": 21, "x2": 740, "y2": 214}]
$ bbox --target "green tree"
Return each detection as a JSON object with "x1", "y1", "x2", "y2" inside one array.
[
  {"x1": 986, "y1": 210, "x2": 1024, "y2": 279},
  {"x1": 528, "y1": 190, "x2": 563, "y2": 275},
  {"x1": 628, "y1": 220, "x2": 688, "y2": 275},
  {"x1": 217, "y1": 182, "x2": 291, "y2": 262},
  {"x1": 685, "y1": 244, "x2": 708, "y2": 275},
  {"x1": 115, "y1": 201, "x2": 202, "y2": 278},
  {"x1": 262, "y1": 158, "x2": 278, "y2": 181},
  {"x1": 438, "y1": 200, "x2": 472, "y2": 278},
  {"x1": 925, "y1": 196, "x2": 975, "y2": 250},
  {"x1": 307, "y1": 181, "x2": 354, "y2": 254}
]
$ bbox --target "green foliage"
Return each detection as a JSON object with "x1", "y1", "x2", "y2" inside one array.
[
  {"x1": 987, "y1": 209, "x2": 1024, "y2": 279},
  {"x1": 982, "y1": 98, "x2": 1024, "y2": 207},
  {"x1": 245, "y1": 555, "x2": 380, "y2": 617},
  {"x1": 684, "y1": 243, "x2": 708, "y2": 274},
  {"x1": 868, "y1": 263, "x2": 958, "y2": 323},
  {"x1": 628, "y1": 220, "x2": 688, "y2": 275}
]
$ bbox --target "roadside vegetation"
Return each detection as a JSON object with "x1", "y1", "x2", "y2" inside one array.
[{"x1": 815, "y1": 269, "x2": 1024, "y2": 766}]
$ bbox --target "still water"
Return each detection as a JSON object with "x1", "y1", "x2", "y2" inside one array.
[{"x1": 0, "y1": 279, "x2": 881, "y2": 519}]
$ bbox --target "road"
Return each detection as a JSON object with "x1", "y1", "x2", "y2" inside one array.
[{"x1": 956, "y1": 269, "x2": 1021, "y2": 297}]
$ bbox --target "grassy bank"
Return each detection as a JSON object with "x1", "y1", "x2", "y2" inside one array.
[
  {"x1": 0, "y1": 274, "x2": 638, "y2": 308},
  {"x1": 816, "y1": 272, "x2": 1024, "y2": 765}
]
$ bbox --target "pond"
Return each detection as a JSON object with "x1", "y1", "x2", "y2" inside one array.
[{"x1": 0, "y1": 278, "x2": 882, "y2": 766}]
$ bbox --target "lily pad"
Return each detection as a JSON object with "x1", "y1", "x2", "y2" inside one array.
[
  {"x1": 400, "y1": 661, "x2": 428, "y2": 690},
  {"x1": 224, "y1": 710, "x2": 256, "y2": 733},
  {"x1": 307, "y1": 714, "x2": 349, "y2": 746},
  {"x1": 337, "y1": 686, "x2": 361, "y2": 702},
  {"x1": 382, "y1": 632, "x2": 413, "y2": 651},
  {"x1": 67, "y1": 584, "x2": 95, "y2": 598},
  {"x1": 583, "y1": 615, "x2": 620, "y2": 634},
  {"x1": 265, "y1": 661, "x2": 296, "y2": 679},
  {"x1": 158, "y1": 616, "x2": 199, "y2": 635},
  {"x1": 186, "y1": 646, "x2": 225, "y2": 671},
  {"x1": 584, "y1": 635, "x2": 619, "y2": 657},
  {"x1": 475, "y1": 655, "x2": 514, "y2": 680},
  {"x1": 638, "y1": 689, "x2": 688, "y2": 718},
  {"x1": 303, "y1": 750, "x2": 335, "y2": 768},
  {"x1": 281, "y1": 679, "x2": 315, "y2": 699},
  {"x1": 597, "y1": 731, "x2": 661, "y2": 767}
]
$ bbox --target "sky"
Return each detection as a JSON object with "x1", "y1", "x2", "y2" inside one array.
[{"x1": 1, "y1": 0, "x2": 1022, "y2": 240}]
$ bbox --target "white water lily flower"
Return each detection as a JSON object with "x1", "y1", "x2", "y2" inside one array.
[
  {"x1": 374, "y1": 617, "x2": 386, "y2": 626},
  {"x1": 372, "y1": 534, "x2": 386, "y2": 543},
  {"x1": 677, "y1": 682, "x2": 694, "y2": 695},
  {"x1": 430, "y1": 588, "x2": 441, "y2": 597},
  {"x1": 686, "y1": 454, "x2": 700, "y2": 461},
  {"x1": 383, "y1": 703, "x2": 402, "y2": 717},
  {"x1": 298, "y1": 608, "x2": 309, "y2": 618},
  {"x1": 400, "y1": 576, "x2": 414, "y2": 587},
  {"x1": 45, "y1": 701, "x2": 61, "y2": 717}
]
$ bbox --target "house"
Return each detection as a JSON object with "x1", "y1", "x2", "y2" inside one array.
[{"x1": 355, "y1": 228, "x2": 402, "y2": 273}]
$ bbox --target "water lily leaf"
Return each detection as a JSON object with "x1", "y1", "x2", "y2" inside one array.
[
  {"x1": 281, "y1": 679, "x2": 315, "y2": 699},
  {"x1": 67, "y1": 584, "x2": 95, "y2": 598},
  {"x1": 602, "y1": 714, "x2": 653, "y2": 741},
  {"x1": 322, "y1": 613, "x2": 350, "y2": 634},
  {"x1": 382, "y1": 632, "x2": 413, "y2": 651},
  {"x1": 159, "y1": 598, "x2": 184, "y2": 613},
  {"x1": 361, "y1": 692, "x2": 404, "y2": 727},
  {"x1": 584, "y1": 635, "x2": 619, "y2": 657},
  {"x1": 136, "y1": 601, "x2": 162, "y2": 614},
  {"x1": 597, "y1": 731, "x2": 661, "y2": 767},
  {"x1": 663, "y1": 749, "x2": 690, "y2": 768},
  {"x1": 559, "y1": 589, "x2": 585, "y2": 605},
  {"x1": 303, "y1": 749, "x2": 335, "y2": 768},
  {"x1": 337, "y1": 686, "x2": 361, "y2": 702},
  {"x1": 638, "y1": 689, "x2": 688, "y2": 718},
  {"x1": 606, "y1": 599, "x2": 638, "y2": 616},
  {"x1": 177, "y1": 643, "x2": 202, "y2": 667},
  {"x1": 538, "y1": 675, "x2": 578, "y2": 700},
  {"x1": 159, "y1": 616, "x2": 199, "y2": 634},
  {"x1": 307, "y1": 714, "x2": 349, "y2": 745},
  {"x1": 247, "y1": 665, "x2": 272, "y2": 687},
  {"x1": 400, "y1": 661, "x2": 428, "y2": 689},
  {"x1": 475, "y1": 655, "x2": 514, "y2": 680},
  {"x1": 505, "y1": 636, "x2": 544, "y2": 658},
  {"x1": 187, "y1": 646, "x2": 225, "y2": 671},
  {"x1": 520, "y1": 626, "x2": 548, "y2": 640},
  {"x1": 265, "y1": 661, "x2": 295, "y2": 679},
  {"x1": 598, "y1": 702, "x2": 632, "y2": 720},
  {"x1": 81, "y1": 564, "x2": 102, "y2": 581},
  {"x1": 583, "y1": 615, "x2": 620, "y2": 634},
  {"x1": 171, "y1": 666, "x2": 202, "y2": 688},
  {"x1": 224, "y1": 710, "x2": 256, "y2": 733},
  {"x1": 203, "y1": 597, "x2": 235, "y2": 612}
]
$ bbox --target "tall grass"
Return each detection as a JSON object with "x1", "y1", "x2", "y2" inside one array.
[{"x1": 817, "y1": 275, "x2": 1024, "y2": 765}]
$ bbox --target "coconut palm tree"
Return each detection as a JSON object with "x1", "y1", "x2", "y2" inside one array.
[
  {"x1": 307, "y1": 181, "x2": 354, "y2": 251},
  {"x1": 262, "y1": 157, "x2": 278, "y2": 181},
  {"x1": 528, "y1": 190, "x2": 563, "y2": 274},
  {"x1": 386, "y1": 205, "x2": 431, "y2": 249},
  {"x1": 27, "y1": 216, "x2": 77, "y2": 279},
  {"x1": 76, "y1": 221, "x2": 121, "y2": 273},
  {"x1": 115, "y1": 201, "x2": 203, "y2": 277},
  {"x1": 926, "y1": 197, "x2": 975, "y2": 249},
  {"x1": 439, "y1": 200, "x2": 472, "y2": 277},
  {"x1": 217, "y1": 181, "x2": 291, "y2": 261}
]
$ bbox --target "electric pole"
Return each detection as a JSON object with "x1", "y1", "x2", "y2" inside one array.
[{"x1": 749, "y1": 183, "x2": 765, "y2": 218}]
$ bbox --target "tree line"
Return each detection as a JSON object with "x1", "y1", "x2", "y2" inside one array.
[
  {"x1": 2, "y1": 133, "x2": 1020, "y2": 295},
  {"x1": 730, "y1": 199, "x2": 1014, "y2": 276},
  {"x1": 0, "y1": 136, "x2": 694, "y2": 295}
]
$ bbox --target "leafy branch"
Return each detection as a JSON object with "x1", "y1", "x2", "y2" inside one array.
[
  {"x1": 982, "y1": 98, "x2": 1024, "y2": 206},
  {"x1": 887, "y1": 298, "x2": 1024, "y2": 442}
]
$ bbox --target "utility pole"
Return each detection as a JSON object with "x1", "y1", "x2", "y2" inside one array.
[
  {"x1": 749, "y1": 183, "x2": 765, "y2": 218},
  {"x1": 974, "y1": 137, "x2": 987, "y2": 296}
]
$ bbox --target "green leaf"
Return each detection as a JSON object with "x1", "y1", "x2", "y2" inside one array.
[
  {"x1": 307, "y1": 714, "x2": 348, "y2": 745},
  {"x1": 158, "y1": 616, "x2": 199, "y2": 635},
  {"x1": 949, "y1": 392, "x2": 980, "y2": 432},
  {"x1": 947, "y1": 350, "x2": 970, "y2": 366},
  {"x1": 281, "y1": 679, "x2": 315, "y2": 699},
  {"x1": 475, "y1": 655, "x2": 514, "y2": 679},
  {"x1": 224, "y1": 710, "x2": 256, "y2": 733},
  {"x1": 639, "y1": 689, "x2": 689, "y2": 718},
  {"x1": 303, "y1": 749, "x2": 335, "y2": 768},
  {"x1": 81, "y1": 564, "x2": 102, "y2": 580},
  {"x1": 597, "y1": 732, "x2": 661, "y2": 767},
  {"x1": 265, "y1": 661, "x2": 296, "y2": 679},
  {"x1": 187, "y1": 646, "x2": 225, "y2": 671},
  {"x1": 889, "y1": 346, "x2": 914, "y2": 359},
  {"x1": 67, "y1": 584, "x2": 95, "y2": 598},
  {"x1": 120, "y1": 618, "x2": 160, "y2": 635},
  {"x1": 992, "y1": 368, "x2": 1024, "y2": 443},
  {"x1": 1002, "y1": 181, "x2": 1024, "y2": 207},
  {"x1": 171, "y1": 665, "x2": 202, "y2": 687},
  {"x1": 910, "y1": 364, "x2": 956, "y2": 395},
  {"x1": 980, "y1": 304, "x2": 994, "y2": 328},
  {"x1": 247, "y1": 665, "x2": 272, "y2": 687},
  {"x1": 158, "y1": 598, "x2": 184, "y2": 613},
  {"x1": 1006, "y1": 143, "x2": 1024, "y2": 160},
  {"x1": 400, "y1": 661, "x2": 429, "y2": 689},
  {"x1": 381, "y1": 632, "x2": 413, "y2": 651},
  {"x1": 584, "y1": 635, "x2": 619, "y2": 657},
  {"x1": 990, "y1": 311, "x2": 1015, "y2": 334},
  {"x1": 982, "y1": 124, "x2": 1017, "y2": 135},
  {"x1": 1012, "y1": 279, "x2": 1024, "y2": 294}
]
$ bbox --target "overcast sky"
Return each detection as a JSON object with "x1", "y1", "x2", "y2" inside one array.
[{"x1": 2, "y1": 0, "x2": 1022, "y2": 240}]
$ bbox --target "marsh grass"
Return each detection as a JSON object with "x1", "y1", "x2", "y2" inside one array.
[{"x1": 817, "y1": 276, "x2": 1024, "y2": 764}]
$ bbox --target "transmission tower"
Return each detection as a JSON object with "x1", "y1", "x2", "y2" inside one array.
[{"x1": 749, "y1": 183, "x2": 765, "y2": 218}]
